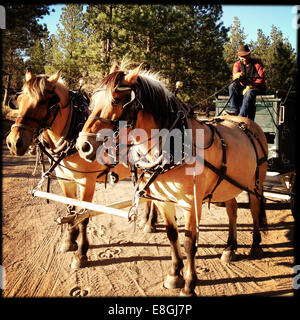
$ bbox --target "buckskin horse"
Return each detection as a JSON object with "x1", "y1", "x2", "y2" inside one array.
[
  {"x1": 6, "y1": 69, "x2": 157, "y2": 269},
  {"x1": 76, "y1": 62, "x2": 268, "y2": 296}
]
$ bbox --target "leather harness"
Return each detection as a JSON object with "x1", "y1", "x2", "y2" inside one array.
[{"x1": 92, "y1": 84, "x2": 268, "y2": 216}]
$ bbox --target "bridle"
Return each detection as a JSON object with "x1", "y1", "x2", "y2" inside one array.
[
  {"x1": 11, "y1": 89, "x2": 69, "y2": 136},
  {"x1": 80, "y1": 85, "x2": 144, "y2": 138}
]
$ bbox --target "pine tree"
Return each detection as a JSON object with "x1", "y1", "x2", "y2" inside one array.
[
  {"x1": 267, "y1": 25, "x2": 297, "y2": 92},
  {"x1": 25, "y1": 31, "x2": 50, "y2": 74},
  {"x1": 2, "y1": 4, "x2": 50, "y2": 106},
  {"x1": 223, "y1": 16, "x2": 247, "y2": 72},
  {"x1": 250, "y1": 26, "x2": 296, "y2": 93},
  {"x1": 46, "y1": 4, "x2": 87, "y2": 88}
]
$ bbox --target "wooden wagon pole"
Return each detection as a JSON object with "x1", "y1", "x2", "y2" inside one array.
[{"x1": 31, "y1": 190, "x2": 149, "y2": 226}]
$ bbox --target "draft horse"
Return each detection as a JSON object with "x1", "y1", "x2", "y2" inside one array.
[
  {"x1": 76, "y1": 63, "x2": 268, "y2": 296},
  {"x1": 6, "y1": 70, "x2": 156, "y2": 268}
]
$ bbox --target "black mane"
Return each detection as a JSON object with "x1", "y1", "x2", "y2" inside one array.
[
  {"x1": 97, "y1": 70, "x2": 190, "y2": 129},
  {"x1": 136, "y1": 74, "x2": 189, "y2": 128}
]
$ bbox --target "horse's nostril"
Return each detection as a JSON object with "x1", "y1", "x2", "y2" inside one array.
[
  {"x1": 7, "y1": 141, "x2": 12, "y2": 149},
  {"x1": 81, "y1": 142, "x2": 91, "y2": 153},
  {"x1": 16, "y1": 138, "x2": 23, "y2": 149}
]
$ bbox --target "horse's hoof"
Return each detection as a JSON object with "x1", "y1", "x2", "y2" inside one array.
[
  {"x1": 249, "y1": 246, "x2": 264, "y2": 259},
  {"x1": 179, "y1": 289, "x2": 197, "y2": 297},
  {"x1": 71, "y1": 255, "x2": 88, "y2": 269},
  {"x1": 60, "y1": 241, "x2": 78, "y2": 253},
  {"x1": 143, "y1": 224, "x2": 156, "y2": 233},
  {"x1": 163, "y1": 274, "x2": 185, "y2": 289},
  {"x1": 220, "y1": 250, "x2": 236, "y2": 263}
]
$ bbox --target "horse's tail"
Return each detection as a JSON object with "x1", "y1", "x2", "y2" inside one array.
[{"x1": 259, "y1": 195, "x2": 268, "y2": 232}]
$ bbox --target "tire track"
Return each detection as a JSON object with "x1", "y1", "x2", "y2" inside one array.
[
  {"x1": 33, "y1": 231, "x2": 68, "y2": 297},
  {"x1": 2, "y1": 132, "x2": 295, "y2": 297},
  {"x1": 4, "y1": 223, "x2": 59, "y2": 297}
]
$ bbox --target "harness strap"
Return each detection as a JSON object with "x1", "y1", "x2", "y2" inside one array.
[
  {"x1": 201, "y1": 118, "x2": 267, "y2": 200},
  {"x1": 31, "y1": 138, "x2": 70, "y2": 195},
  {"x1": 202, "y1": 158, "x2": 260, "y2": 198},
  {"x1": 132, "y1": 168, "x2": 177, "y2": 205},
  {"x1": 203, "y1": 126, "x2": 227, "y2": 207},
  {"x1": 223, "y1": 118, "x2": 268, "y2": 161},
  {"x1": 11, "y1": 123, "x2": 36, "y2": 133},
  {"x1": 36, "y1": 138, "x2": 69, "y2": 175}
]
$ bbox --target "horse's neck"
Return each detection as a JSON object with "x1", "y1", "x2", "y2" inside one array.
[
  {"x1": 44, "y1": 85, "x2": 71, "y2": 145},
  {"x1": 133, "y1": 111, "x2": 159, "y2": 158},
  {"x1": 131, "y1": 111, "x2": 213, "y2": 160}
]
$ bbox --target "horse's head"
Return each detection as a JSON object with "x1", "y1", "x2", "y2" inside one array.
[
  {"x1": 76, "y1": 63, "x2": 144, "y2": 162},
  {"x1": 6, "y1": 70, "x2": 66, "y2": 156}
]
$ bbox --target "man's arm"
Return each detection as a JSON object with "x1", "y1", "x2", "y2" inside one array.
[{"x1": 252, "y1": 60, "x2": 266, "y2": 88}]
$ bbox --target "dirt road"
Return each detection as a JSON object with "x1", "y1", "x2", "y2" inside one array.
[{"x1": 2, "y1": 119, "x2": 295, "y2": 297}]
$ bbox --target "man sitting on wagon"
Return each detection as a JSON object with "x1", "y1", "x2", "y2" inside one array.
[{"x1": 227, "y1": 44, "x2": 266, "y2": 120}]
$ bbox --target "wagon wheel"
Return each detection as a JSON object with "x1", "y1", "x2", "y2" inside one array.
[{"x1": 277, "y1": 170, "x2": 296, "y2": 219}]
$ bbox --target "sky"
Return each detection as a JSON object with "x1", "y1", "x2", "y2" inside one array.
[{"x1": 39, "y1": 4, "x2": 298, "y2": 52}]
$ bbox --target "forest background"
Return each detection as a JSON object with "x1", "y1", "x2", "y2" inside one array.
[{"x1": 1, "y1": 4, "x2": 297, "y2": 111}]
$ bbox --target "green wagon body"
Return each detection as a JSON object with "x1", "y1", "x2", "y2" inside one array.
[
  {"x1": 214, "y1": 93, "x2": 296, "y2": 217},
  {"x1": 214, "y1": 94, "x2": 295, "y2": 170}
]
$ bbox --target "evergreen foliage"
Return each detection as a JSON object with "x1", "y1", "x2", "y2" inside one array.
[{"x1": 1, "y1": 5, "x2": 297, "y2": 109}]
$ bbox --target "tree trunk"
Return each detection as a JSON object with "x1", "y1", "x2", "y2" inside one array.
[
  {"x1": 2, "y1": 53, "x2": 13, "y2": 107},
  {"x1": 105, "y1": 4, "x2": 113, "y2": 68}
]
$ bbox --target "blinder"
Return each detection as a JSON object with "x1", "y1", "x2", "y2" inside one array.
[
  {"x1": 89, "y1": 85, "x2": 143, "y2": 128},
  {"x1": 8, "y1": 91, "x2": 23, "y2": 109},
  {"x1": 12, "y1": 91, "x2": 67, "y2": 134},
  {"x1": 48, "y1": 93, "x2": 60, "y2": 108}
]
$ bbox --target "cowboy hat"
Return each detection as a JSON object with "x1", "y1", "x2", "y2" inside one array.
[{"x1": 236, "y1": 44, "x2": 251, "y2": 57}]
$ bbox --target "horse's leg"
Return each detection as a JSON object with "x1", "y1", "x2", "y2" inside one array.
[
  {"x1": 181, "y1": 205, "x2": 201, "y2": 296},
  {"x1": 249, "y1": 159, "x2": 268, "y2": 258},
  {"x1": 71, "y1": 180, "x2": 96, "y2": 269},
  {"x1": 142, "y1": 201, "x2": 158, "y2": 233},
  {"x1": 221, "y1": 198, "x2": 238, "y2": 263},
  {"x1": 155, "y1": 201, "x2": 184, "y2": 289},
  {"x1": 249, "y1": 193, "x2": 266, "y2": 258},
  {"x1": 138, "y1": 201, "x2": 152, "y2": 231},
  {"x1": 58, "y1": 179, "x2": 79, "y2": 253}
]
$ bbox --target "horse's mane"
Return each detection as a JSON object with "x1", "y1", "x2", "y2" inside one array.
[
  {"x1": 22, "y1": 74, "x2": 65, "y2": 101},
  {"x1": 136, "y1": 72, "x2": 176, "y2": 127},
  {"x1": 91, "y1": 68, "x2": 186, "y2": 128}
]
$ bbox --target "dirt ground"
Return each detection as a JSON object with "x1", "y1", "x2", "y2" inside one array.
[{"x1": 2, "y1": 119, "x2": 295, "y2": 298}]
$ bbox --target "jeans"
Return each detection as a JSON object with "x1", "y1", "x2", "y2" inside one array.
[{"x1": 228, "y1": 81, "x2": 265, "y2": 120}]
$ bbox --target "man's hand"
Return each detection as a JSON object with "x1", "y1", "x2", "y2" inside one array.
[
  {"x1": 233, "y1": 72, "x2": 244, "y2": 80},
  {"x1": 242, "y1": 85, "x2": 252, "y2": 95}
]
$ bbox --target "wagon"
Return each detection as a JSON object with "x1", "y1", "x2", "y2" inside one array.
[{"x1": 214, "y1": 90, "x2": 296, "y2": 217}]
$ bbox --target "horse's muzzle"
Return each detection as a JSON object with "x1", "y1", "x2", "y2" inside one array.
[
  {"x1": 76, "y1": 135, "x2": 100, "y2": 162},
  {"x1": 6, "y1": 132, "x2": 28, "y2": 156}
]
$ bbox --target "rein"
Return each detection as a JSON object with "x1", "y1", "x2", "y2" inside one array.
[
  {"x1": 11, "y1": 90, "x2": 69, "y2": 136},
  {"x1": 29, "y1": 90, "x2": 115, "y2": 194},
  {"x1": 80, "y1": 85, "x2": 144, "y2": 138}
]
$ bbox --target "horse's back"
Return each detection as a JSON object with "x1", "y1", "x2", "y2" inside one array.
[
  {"x1": 201, "y1": 116, "x2": 268, "y2": 202},
  {"x1": 219, "y1": 115, "x2": 267, "y2": 147}
]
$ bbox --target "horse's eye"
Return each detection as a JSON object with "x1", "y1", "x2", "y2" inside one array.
[{"x1": 112, "y1": 98, "x2": 121, "y2": 105}]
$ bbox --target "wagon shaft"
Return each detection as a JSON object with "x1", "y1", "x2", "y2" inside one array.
[{"x1": 31, "y1": 190, "x2": 149, "y2": 226}]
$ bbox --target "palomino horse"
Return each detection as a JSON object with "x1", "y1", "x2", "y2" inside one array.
[
  {"x1": 76, "y1": 63, "x2": 268, "y2": 296},
  {"x1": 6, "y1": 70, "x2": 156, "y2": 268}
]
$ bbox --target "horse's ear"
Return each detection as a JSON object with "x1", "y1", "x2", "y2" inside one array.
[
  {"x1": 124, "y1": 63, "x2": 143, "y2": 84},
  {"x1": 48, "y1": 70, "x2": 61, "y2": 84},
  {"x1": 110, "y1": 62, "x2": 119, "y2": 74},
  {"x1": 25, "y1": 68, "x2": 33, "y2": 81}
]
